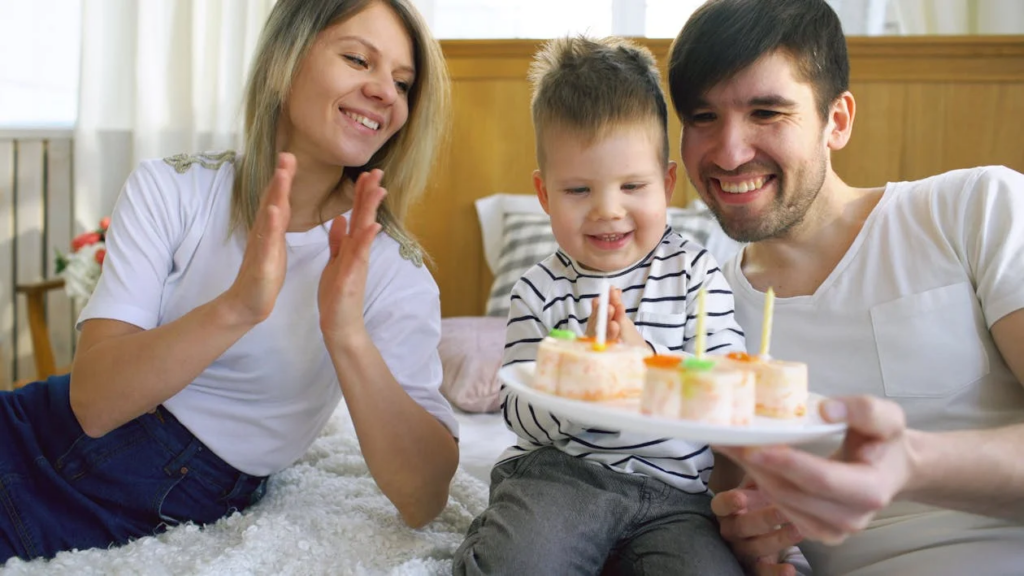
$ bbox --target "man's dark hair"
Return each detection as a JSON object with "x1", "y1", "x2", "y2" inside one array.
[{"x1": 668, "y1": 0, "x2": 849, "y2": 121}]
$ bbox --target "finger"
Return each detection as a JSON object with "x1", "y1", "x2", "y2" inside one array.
[
  {"x1": 606, "y1": 320, "x2": 621, "y2": 342},
  {"x1": 710, "y1": 488, "x2": 749, "y2": 517},
  {"x1": 755, "y1": 558, "x2": 797, "y2": 576},
  {"x1": 739, "y1": 455, "x2": 875, "y2": 542},
  {"x1": 253, "y1": 153, "x2": 295, "y2": 240},
  {"x1": 352, "y1": 222, "x2": 382, "y2": 262},
  {"x1": 737, "y1": 445, "x2": 887, "y2": 511},
  {"x1": 731, "y1": 523, "x2": 803, "y2": 561},
  {"x1": 351, "y1": 169, "x2": 386, "y2": 232},
  {"x1": 822, "y1": 396, "x2": 906, "y2": 440},
  {"x1": 721, "y1": 505, "x2": 789, "y2": 540},
  {"x1": 328, "y1": 214, "x2": 347, "y2": 259}
]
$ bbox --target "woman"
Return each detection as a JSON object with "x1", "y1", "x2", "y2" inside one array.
[{"x1": 0, "y1": 0, "x2": 458, "y2": 563}]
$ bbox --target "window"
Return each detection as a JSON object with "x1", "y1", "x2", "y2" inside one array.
[{"x1": 0, "y1": 0, "x2": 82, "y2": 128}]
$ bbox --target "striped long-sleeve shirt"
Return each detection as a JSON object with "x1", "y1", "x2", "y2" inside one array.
[{"x1": 498, "y1": 228, "x2": 746, "y2": 493}]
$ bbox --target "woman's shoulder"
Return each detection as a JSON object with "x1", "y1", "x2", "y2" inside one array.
[
  {"x1": 131, "y1": 151, "x2": 236, "y2": 193},
  {"x1": 368, "y1": 228, "x2": 439, "y2": 297}
]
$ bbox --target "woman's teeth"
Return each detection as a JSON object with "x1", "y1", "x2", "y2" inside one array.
[{"x1": 344, "y1": 110, "x2": 380, "y2": 130}]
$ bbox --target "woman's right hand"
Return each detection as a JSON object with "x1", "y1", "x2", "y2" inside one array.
[
  {"x1": 221, "y1": 152, "x2": 295, "y2": 325},
  {"x1": 711, "y1": 481, "x2": 803, "y2": 576}
]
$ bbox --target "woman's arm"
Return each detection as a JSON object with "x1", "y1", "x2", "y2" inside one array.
[
  {"x1": 317, "y1": 170, "x2": 457, "y2": 527},
  {"x1": 72, "y1": 154, "x2": 296, "y2": 436},
  {"x1": 331, "y1": 334, "x2": 459, "y2": 528}
]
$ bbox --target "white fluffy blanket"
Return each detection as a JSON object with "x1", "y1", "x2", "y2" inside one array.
[{"x1": 1, "y1": 407, "x2": 490, "y2": 576}]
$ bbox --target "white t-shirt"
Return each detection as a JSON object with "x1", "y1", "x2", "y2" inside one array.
[
  {"x1": 79, "y1": 154, "x2": 458, "y2": 476},
  {"x1": 499, "y1": 228, "x2": 747, "y2": 493},
  {"x1": 725, "y1": 166, "x2": 1024, "y2": 576}
]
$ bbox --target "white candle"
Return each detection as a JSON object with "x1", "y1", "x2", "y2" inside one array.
[{"x1": 595, "y1": 280, "x2": 610, "y2": 349}]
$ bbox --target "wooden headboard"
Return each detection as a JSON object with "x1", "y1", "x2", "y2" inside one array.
[{"x1": 405, "y1": 36, "x2": 1024, "y2": 318}]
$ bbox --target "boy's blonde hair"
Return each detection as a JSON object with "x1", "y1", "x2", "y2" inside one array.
[
  {"x1": 529, "y1": 35, "x2": 669, "y2": 170},
  {"x1": 233, "y1": 0, "x2": 450, "y2": 258}
]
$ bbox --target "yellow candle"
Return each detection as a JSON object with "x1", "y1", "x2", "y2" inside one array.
[
  {"x1": 759, "y1": 287, "x2": 775, "y2": 358},
  {"x1": 694, "y1": 288, "x2": 706, "y2": 358}
]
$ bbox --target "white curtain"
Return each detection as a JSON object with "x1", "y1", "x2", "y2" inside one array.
[
  {"x1": 73, "y1": 0, "x2": 275, "y2": 232},
  {"x1": 891, "y1": 0, "x2": 1024, "y2": 34}
]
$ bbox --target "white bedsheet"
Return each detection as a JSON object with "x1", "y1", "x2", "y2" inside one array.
[{"x1": 453, "y1": 409, "x2": 515, "y2": 485}]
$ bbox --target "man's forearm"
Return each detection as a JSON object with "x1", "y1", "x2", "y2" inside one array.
[{"x1": 901, "y1": 423, "x2": 1024, "y2": 521}]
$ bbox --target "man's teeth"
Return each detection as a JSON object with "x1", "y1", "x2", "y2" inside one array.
[
  {"x1": 719, "y1": 177, "x2": 767, "y2": 193},
  {"x1": 344, "y1": 111, "x2": 380, "y2": 130}
]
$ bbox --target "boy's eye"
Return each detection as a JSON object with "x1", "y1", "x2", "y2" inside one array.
[
  {"x1": 622, "y1": 183, "x2": 646, "y2": 192},
  {"x1": 565, "y1": 187, "x2": 589, "y2": 195},
  {"x1": 344, "y1": 54, "x2": 368, "y2": 68}
]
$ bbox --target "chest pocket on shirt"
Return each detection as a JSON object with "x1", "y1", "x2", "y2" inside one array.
[
  {"x1": 634, "y1": 312, "x2": 689, "y2": 353},
  {"x1": 870, "y1": 281, "x2": 989, "y2": 398}
]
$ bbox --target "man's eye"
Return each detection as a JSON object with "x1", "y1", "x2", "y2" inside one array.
[
  {"x1": 687, "y1": 112, "x2": 716, "y2": 125},
  {"x1": 753, "y1": 110, "x2": 781, "y2": 119}
]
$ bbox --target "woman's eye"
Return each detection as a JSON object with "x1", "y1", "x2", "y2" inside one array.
[
  {"x1": 344, "y1": 54, "x2": 368, "y2": 68},
  {"x1": 395, "y1": 80, "x2": 411, "y2": 94}
]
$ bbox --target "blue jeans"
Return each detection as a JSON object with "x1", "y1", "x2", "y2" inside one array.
[{"x1": 0, "y1": 374, "x2": 267, "y2": 563}]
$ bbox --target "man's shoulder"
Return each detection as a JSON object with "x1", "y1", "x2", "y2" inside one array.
[{"x1": 894, "y1": 166, "x2": 1021, "y2": 197}]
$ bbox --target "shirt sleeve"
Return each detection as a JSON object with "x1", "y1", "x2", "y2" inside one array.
[
  {"x1": 78, "y1": 160, "x2": 185, "y2": 330},
  {"x1": 958, "y1": 166, "x2": 1024, "y2": 327},
  {"x1": 501, "y1": 274, "x2": 551, "y2": 367},
  {"x1": 684, "y1": 248, "x2": 748, "y2": 355},
  {"x1": 362, "y1": 244, "x2": 458, "y2": 438}
]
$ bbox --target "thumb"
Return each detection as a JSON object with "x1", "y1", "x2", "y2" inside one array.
[{"x1": 822, "y1": 396, "x2": 906, "y2": 440}]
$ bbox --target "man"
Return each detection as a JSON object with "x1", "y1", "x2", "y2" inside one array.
[{"x1": 667, "y1": 1, "x2": 1024, "y2": 575}]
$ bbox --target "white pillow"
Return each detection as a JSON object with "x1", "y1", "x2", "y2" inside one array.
[{"x1": 485, "y1": 211, "x2": 559, "y2": 317}]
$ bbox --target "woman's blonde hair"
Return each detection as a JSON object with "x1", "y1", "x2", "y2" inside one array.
[{"x1": 233, "y1": 0, "x2": 449, "y2": 261}]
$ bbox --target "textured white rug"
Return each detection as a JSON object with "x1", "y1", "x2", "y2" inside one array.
[{"x1": 1, "y1": 406, "x2": 490, "y2": 576}]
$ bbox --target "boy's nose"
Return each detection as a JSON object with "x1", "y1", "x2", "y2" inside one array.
[{"x1": 591, "y1": 193, "x2": 626, "y2": 220}]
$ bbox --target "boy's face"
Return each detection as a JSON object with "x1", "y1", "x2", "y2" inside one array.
[
  {"x1": 679, "y1": 50, "x2": 837, "y2": 243},
  {"x1": 534, "y1": 123, "x2": 676, "y2": 272}
]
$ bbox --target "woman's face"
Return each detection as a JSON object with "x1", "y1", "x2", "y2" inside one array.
[{"x1": 281, "y1": 2, "x2": 415, "y2": 169}]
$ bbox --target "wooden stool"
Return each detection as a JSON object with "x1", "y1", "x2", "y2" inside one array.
[{"x1": 13, "y1": 278, "x2": 70, "y2": 389}]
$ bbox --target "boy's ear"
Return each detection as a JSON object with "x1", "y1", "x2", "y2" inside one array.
[
  {"x1": 533, "y1": 170, "x2": 551, "y2": 214},
  {"x1": 664, "y1": 161, "x2": 678, "y2": 205}
]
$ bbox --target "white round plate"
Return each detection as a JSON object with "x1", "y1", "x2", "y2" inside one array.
[{"x1": 499, "y1": 362, "x2": 846, "y2": 446}]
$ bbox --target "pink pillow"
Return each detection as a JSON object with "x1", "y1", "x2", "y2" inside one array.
[{"x1": 439, "y1": 316, "x2": 507, "y2": 413}]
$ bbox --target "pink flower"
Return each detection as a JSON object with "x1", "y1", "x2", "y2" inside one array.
[
  {"x1": 95, "y1": 248, "x2": 106, "y2": 266},
  {"x1": 99, "y1": 216, "x2": 111, "y2": 231},
  {"x1": 71, "y1": 231, "x2": 102, "y2": 252}
]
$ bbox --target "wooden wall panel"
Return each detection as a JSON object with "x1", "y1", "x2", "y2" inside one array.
[{"x1": 407, "y1": 37, "x2": 1024, "y2": 318}]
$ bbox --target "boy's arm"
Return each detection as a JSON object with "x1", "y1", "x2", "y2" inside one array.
[{"x1": 502, "y1": 277, "x2": 550, "y2": 367}]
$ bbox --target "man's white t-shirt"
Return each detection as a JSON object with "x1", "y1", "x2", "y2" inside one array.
[
  {"x1": 79, "y1": 154, "x2": 457, "y2": 477},
  {"x1": 725, "y1": 166, "x2": 1024, "y2": 576}
]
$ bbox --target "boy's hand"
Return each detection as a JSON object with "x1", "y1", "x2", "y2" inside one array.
[{"x1": 586, "y1": 287, "x2": 646, "y2": 348}]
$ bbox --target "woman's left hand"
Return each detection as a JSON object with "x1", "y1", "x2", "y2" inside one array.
[
  {"x1": 318, "y1": 169, "x2": 387, "y2": 349},
  {"x1": 715, "y1": 396, "x2": 914, "y2": 545}
]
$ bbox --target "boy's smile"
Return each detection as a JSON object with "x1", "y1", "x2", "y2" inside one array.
[{"x1": 535, "y1": 123, "x2": 676, "y2": 272}]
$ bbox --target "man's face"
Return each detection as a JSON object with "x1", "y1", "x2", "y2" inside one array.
[{"x1": 680, "y1": 51, "x2": 830, "y2": 243}]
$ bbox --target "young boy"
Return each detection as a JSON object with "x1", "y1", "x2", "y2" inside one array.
[{"x1": 452, "y1": 36, "x2": 747, "y2": 575}]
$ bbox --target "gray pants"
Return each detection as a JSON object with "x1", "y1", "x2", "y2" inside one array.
[{"x1": 453, "y1": 448, "x2": 744, "y2": 576}]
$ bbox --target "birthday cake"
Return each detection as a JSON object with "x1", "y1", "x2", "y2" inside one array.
[
  {"x1": 532, "y1": 330, "x2": 646, "y2": 401},
  {"x1": 640, "y1": 355, "x2": 755, "y2": 425}
]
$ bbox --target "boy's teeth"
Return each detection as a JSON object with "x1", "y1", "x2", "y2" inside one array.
[
  {"x1": 344, "y1": 110, "x2": 380, "y2": 130},
  {"x1": 720, "y1": 177, "x2": 767, "y2": 193}
]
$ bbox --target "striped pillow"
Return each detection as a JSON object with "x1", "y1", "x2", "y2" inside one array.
[
  {"x1": 484, "y1": 205, "x2": 736, "y2": 318},
  {"x1": 485, "y1": 212, "x2": 558, "y2": 317}
]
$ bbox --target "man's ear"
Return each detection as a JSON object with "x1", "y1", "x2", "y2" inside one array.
[
  {"x1": 664, "y1": 161, "x2": 678, "y2": 205},
  {"x1": 534, "y1": 169, "x2": 551, "y2": 214},
  {"x1": 827, "y1": 91, "x2": 855, "y2": 151}
]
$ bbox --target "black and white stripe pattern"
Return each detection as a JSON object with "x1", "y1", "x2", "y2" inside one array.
[{"x1": 498, "y1": 228, "x2": 746, "y2": 493}]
